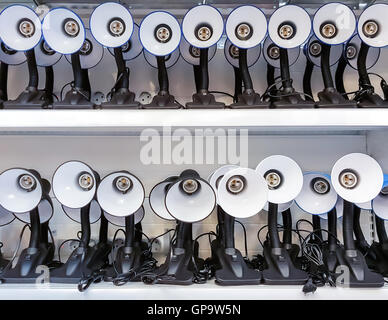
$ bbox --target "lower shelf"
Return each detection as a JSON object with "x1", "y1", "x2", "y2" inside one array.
[{"x1": 0, "y1": 281, "x2": 387, "y2": 300}]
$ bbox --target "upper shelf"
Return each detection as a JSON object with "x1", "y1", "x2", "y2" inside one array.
[
  {"x1": 0, "y1": 109, "x2": 387, "y2": 135},
  {"x1": 8, "y1": 0, "x2": 372, "y2": 10}
]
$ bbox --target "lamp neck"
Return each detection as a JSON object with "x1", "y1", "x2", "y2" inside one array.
[
  {"x1": 25, "y1": 49, "x2": 39, "y2": 89},
  {"x1": 28, "y1": 207, "x2": 41, "y2": 249},
  {"x1": 113, "y1": 47, "x2": 129, "y2": 90},
  {"x1": 320, "y1": 43, "x2": 334, "y2": 89},
  {"x1": 79, "y1": 203, "x2": 91, "y2": 247},
  {"x1": 268, "y1": 202, "x2": 281, "y2": 249},
  {"x1": 124, "y1": 214, "x2": 135, "y2": 248},
  {"x1": 198, "y1": 48, "x2": 209, "y2": 92}
]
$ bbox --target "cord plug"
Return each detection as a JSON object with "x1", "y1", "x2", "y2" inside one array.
[
  {"x1": 380, "y1": 79, "x2": 388, "y2": 101},
  {"x1": 302, "y1": 278, "x2": 317, "y2": 294},
  {"x1": 142, "y1": 274, "x2": 157, "y2": 285}
]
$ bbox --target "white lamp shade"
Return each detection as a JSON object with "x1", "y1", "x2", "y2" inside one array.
[
  {"x1": 358, "y1": 4, "x2": 388, "y2": 48},
  {"x1": 295, "y1": 172, "x2": 338, "y2": 215},
  {"x1": 320, "y1": 197, "x2": 344, "y2": 220},
  {"x1": 346, "y1": 34, "x2": 380, "y2": 70},
  {"x1": 268, "y1": 5, "x2": 311, "y2": 49},
  {"x1": 108, "y1": 24, "x2": 143, "y2": 61},
  {"x1": 355, "y1": 200, "x2": 372, "y2": 210},
  {"x1": 62, "y1": 199, "x2": 101, "y2": 224},
  {"x1": 263, "y1": 200, "x2": 293, "y2": 212},
  {"x1": 217, "y1": 167, "x2": 268, "y2": 219},
  {"x1": 372, "y1": 194, "x2": 388, "y2": 220},
  {"x1": 0, "y1": 5, "x2": 42, "y2": 51},
  {"x1": 34, "y1": 39, "x2": 62, "y2": 67},
  {"x1": 182, "y1": 5, "x2": 224, "y2": 49},
  {"x1": 180, "y1": 37, "x2": 216, "y2": 66},
  {"x1": 225, "y1": 5, "x2": 267, "y2": 49},
  {"x1": 263, "y1": 36, "x2": 300, "y2": 68},
  {"x1": 14, "y1": 198, "x2": 53, "y2": 224},
  {"x1": 90, "y1": 2, "x2": 133, "y2": 48},
  {"x1": 65, "y1": 29, "x2": 104, "y2": 69},
  {"x1": 256, "y1": 155, "x2": 303, "y2": 204},
  {"x1": 0, "y1": 168, "x2": 42, "y2": 213},
  {"x1": 42, "y1": 8, "x2": 85, "y2": 55},
  {"x1": 139, "y1": 11, "x2": 181, "y2": 57},
  {"x1": 0, "y1": 205, "x2": 14, "y2": 227},
  {"x1": 224, "y1": 39, "x2": 261, "y2": 68},
  {"x1": 104, "y1": 206, "x2": 145, "y2": 227},
  {"x1": 331, "y1": 153, "x2": 383, "y2": 203},
  {"x1": 144, "y1": 48, "x2": 180, "y2": 68},
  {"x1": 0, "y1": 41, "x2": 27, "y2": 65},
  {"x1": 149, "y1": 180, "x2": 176, "y2": 221},
  {"x1": 313, "y1": 3, "x2": 356, "y2": 45},
  {"x1": 305, "y1": 35, "x2": 342, "y2": 67},
  {"x1": 165, "y1": 178, "x2": 216, "y2": 223},
  {"x1": 52, "y1": 161, "x2": 97, "y2": 209},
  {"x1": 97, "y1": 171, "x2": 145, "y2": 217}
]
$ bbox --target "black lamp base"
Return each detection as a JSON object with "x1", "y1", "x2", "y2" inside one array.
[
  {"x1": 142, "y1": 93, "x2": 180, "y2": 109},
  {"x1": 322, "y1": 245, "x2": 340, "y2": 274},
  {"x1": 334, "y1": 247, "x2": 384, "y2": 288},
  {"x1": 262, "y1": 241, "x2": 308, "y2": 285},
  {"x1": 0, "y1": 253, "x2": 9, "y2": 272},
  {"x1": 364, "y1": 242, "x2": 388, "y2": 277},
  {"x1": 0, "y1": 243, "x2": 54, "y2": 283},
  {"x1": 186, "y1": 92, "x2": 225, "y2": 109},
  {"x1": 3, "y1": 88, "x2": 49, "y2": 109},
  {"x1": 53, "y1": 90, "x2": 94, "y2": 109},
  {"x1": 357, "y1": 92, "x2": 388, "y2": 108},
  {"x1": 103, "y1": 242, "x2": 147, "y2": 282},
  {"x1": 316, "y1": 88, "x2": 357, "y2": 108},
  {"x1": 284, "y1": 243, "x2": 300, "y2": 265},
  {"x1": 271, "y1": 92, "x2": 315, "y2": 109},
  {"x1": 50, "y1": 243, "x2": 110, "y2": 284},
  {"x1": 153, "y1": 241, "x2": 201, "y2": 285},
  {"x1": 211, "y1": 239, "x2": 261, "y2": 285},
  {"x1": 230, "y1": 92, "x2": 269, "y2": 109},
  {"x1": 102, "y1": 89, "x2": 140, "y2": 109}
]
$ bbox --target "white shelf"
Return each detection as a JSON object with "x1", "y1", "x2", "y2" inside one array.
[
  {"x1": 0, "y1": 109, "x2": 387, "y2": 134},
  {"x1": 0, "y1": 281, "x2": 387, "y2": 300}
]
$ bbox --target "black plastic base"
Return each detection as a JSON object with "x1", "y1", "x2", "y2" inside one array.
[
  {"x1": 211, "y1": 239, "x2": 261, "y2": 285},
  {"x1": 284, "y1": 243, "x2": 300, "y2": 264},
  {"x1": 322, "y1": 246, "x2": 340, "y2": 274},
  {"x1": 102, "y1": 89, "x2": 140, "y2": 109},
  {"x1": 3, "y1": 88, "x2": 49, "y2": 109},
  {"x1": 103, "y1": 244, "x2": 145, "y2": 282},
  {"x1": 0, "y1": 254, "x2": 10, "y2": 273},
  {"x1": 154, "y1": 241, "x2": 199, "y2": 285},
  {"x1": 334, "y1": 247, "x2": 384, "y2": 288},
  {"x1": 53, "y1": 90, "x2": 94, "y2": 109},
  {"x1": 366, "y1": 242, "x2": 388, "y2": 277},
  {"x1": 316, "y1": 88, "x2": 357, "y2": 108},
  {"x1": 357, "y1": 92, "x2": 388, "y2": 108},
  {"x1": 50, "y1": 243, "x2": 110, "y2": 283},
  {"x1": 0, "y1": 244, "x2": 54, "y2": 283},
  {"x1": 142, "y1": 93, "x2": 180, "y2": 109},
  {"x1": 186, "y1": 92, "x2": 225, "y2": 109},
  {"x1": 271, "y1": 92, "x2": 315, "y2": 109},
  {"x1": 262, "y1": 242, "x2": 308, "y2": 285},
  {"x1": 230, "y1": 92, "x2": 269, "y2": 109}
]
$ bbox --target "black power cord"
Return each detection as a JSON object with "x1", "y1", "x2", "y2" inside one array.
[
  {"x1": 257, "y1": 219, "x2": 341, "y2": 293},
  {"x1": 112, "y1": 228, "x2": 177, "y2": 286},
  {"x1": 191, "y1": 231, "x2": 217, "y2": 284},
  {"x1": 0, "y1": 224, "x2": 30, "y2": 279}
]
